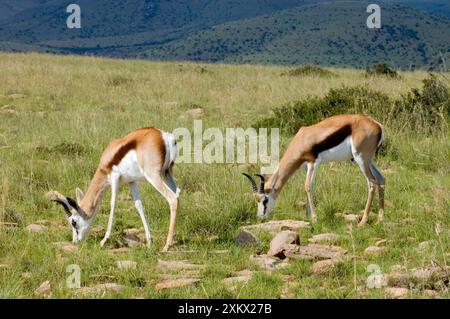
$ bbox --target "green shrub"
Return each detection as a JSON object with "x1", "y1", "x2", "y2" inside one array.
[
  {"x1": 254, "y1": 74, "x2": 449, "y2": 135},
  {"x1": 281, "y1": 65, "x2": 335, "y2": 77},
  {"x1": 254, "y1": 86, "x2": 390, "y2": 135},
  {"x1": 366, "y1": 62, "x2": 399, "y2": 78}
]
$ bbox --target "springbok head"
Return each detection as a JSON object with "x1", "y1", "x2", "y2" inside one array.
[
  {"x1": 46, "y1": 189, "x2": 91, "y2": 243},
  {"x1": 242, "y1": 173, "x2": 276, "y2": 219}
]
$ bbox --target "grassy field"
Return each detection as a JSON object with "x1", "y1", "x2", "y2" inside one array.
[{"x1": 0, "y1": 52, "x2": 449, "y2": 299}]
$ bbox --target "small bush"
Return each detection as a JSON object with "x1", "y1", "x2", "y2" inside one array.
[
  {"x1": 106, "y1": 75, "x2": 133, "y2": 87},
  {"x1": 254, "y1": 75, "x2": 449, "y2": 135},
  {"x1": 254, "y1": 86, "x2": 390, "y2": 135},
  {"x1": 390, "y1": 74, "x2": 450, "y2": 132},
  {"x1": 366, "y1": 62, "x2": 399, "y2": 78},
  {"x1": 281, "y1": 65, "x2": 335, "y2": 77},
  {"x1": 35, "y1": 142, "x2": 88, "y2": 157}
]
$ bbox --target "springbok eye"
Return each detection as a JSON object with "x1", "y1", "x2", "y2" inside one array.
[{"x1": 71, "y1": 220, "x2": 77, "y2": 228}]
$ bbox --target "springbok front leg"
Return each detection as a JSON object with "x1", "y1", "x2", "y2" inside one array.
[
  {"x1": 101, "y1": 173, "x2": 120, "y2": 247},
  {"x1": 130, "y1": 182, "x2": 152, "y2": 247},
  {"x1": 144, "y1": 172, "x2": 179, "y2": 252},
  {"x1": 305, "y1": 161, "x2": 317, "y2": 224}
]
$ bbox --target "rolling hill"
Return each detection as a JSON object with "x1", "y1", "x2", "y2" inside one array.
[{"x1": 0, "y1": 0, "x2": 449, "y2": 69}]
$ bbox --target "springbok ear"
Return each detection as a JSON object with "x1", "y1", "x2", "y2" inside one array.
[{"x1": 76, "y1": 188, "x2": 84, "y2": 203}]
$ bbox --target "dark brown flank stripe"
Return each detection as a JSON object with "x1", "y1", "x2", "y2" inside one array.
[
  {"x1": 311, "y1": 124, "x2": 352, "y2": 158},
  {"x1": 106, "y1": 140, "x2": 137, "y2": 170}
]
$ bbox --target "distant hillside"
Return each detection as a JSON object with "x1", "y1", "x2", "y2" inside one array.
[
  {"x1": 0, "y1": 0, "x2": 449, "y2": 69},
  {"x1": 141, "y1": 2, "x2": 450, "y2": 69}
]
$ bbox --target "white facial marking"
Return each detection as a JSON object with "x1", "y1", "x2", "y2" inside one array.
[{"x1": 257, "y1": 194, "x2": 275, "y2": 219}]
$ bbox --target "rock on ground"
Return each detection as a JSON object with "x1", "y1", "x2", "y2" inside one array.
[
  {"x1": 77, "y1": 283, "x2": 125, "y2": 295},
  {"x1": 124, "y1": 233, "x2": 144, "y2": 247},
  {"x1": 157, "y1": 260, "x2": 205, "y2": 272},
  {"x1": 385, "y1": 287, "x2": 409, "y2": 299},
  {"x1": 242, "y1": 220, "x2": 310, "y2": 236},
  {"x1": 155, "y1": 278, "x2": 200, "y2": 290},
  {"x1": 341, "y1": 213, "x2": 360, "y2": 223},
  {"x1": 26, "y1": 224, "x2": 46, "y2": 233},
  {"x1": 235, "y1": 229, "x2": 260, "y2": 247},
  {"x1": 116, "y1": 260, "x2": 137, "y2": 270},
  {"x1": 35, "y1": 280, "x2": 51, "y2": 297},
  {"x1": 250, "y1": 254, "x2": 289, "y2": 271},
  {"x1": 183, "y1": 108, "x2": 205, "y2": 119},
  {"x1": 52, "y1": 242, "x2": 79, "y2": 253},
  {"x1": 308, "y1": 233, "x2": 340, "y2": 244},
  {"x1": 221, "y1": 270, "x2": 254, "y2": 292},
  {"x1": 364, "y1": 246, "x2": 388, "y2": 256},
  {"x1": 312, "y1": 259, "x2": 342, "y2": 275},
  {"x1": 267, "y1": 231, "x2": 299, "y2": 257},
  {"x1": 284, "y1": 244, "x2": 347, "y2": 260}
]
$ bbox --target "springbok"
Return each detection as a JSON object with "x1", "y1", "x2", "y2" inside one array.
[
  {"x1": 243, "y1": 114, "x2": 385, "y2": 226},
  {"x1": 48, "y1": 127, "x2": 180, "y2": 251}
]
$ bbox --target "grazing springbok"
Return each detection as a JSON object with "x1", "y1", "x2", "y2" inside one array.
[
  {"x1": 48, "y1": 127, "x2": 180, "y2": 251},
  {"x1": 243, "y1": 114, "x2": 385, "y2": 226}
]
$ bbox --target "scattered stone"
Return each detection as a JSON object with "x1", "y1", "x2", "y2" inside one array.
[
  {"x1": 391, "y1": 265, "x2": 406, "y2": 273},
  {"x1": 385, "y1": 287, "x2": 409, "y2": 299},
  {"x1": 423, "y1": 289, "x2": 439, "y2": 298},
  {"x1": 155, "y1": 278, "x2": 200, "y2": 290},
  {"x1": 0, "y1": 107, "x2": 16, "y2": 114},
  {"x1": 35, "y1": 219, "x2": 52, "y2": 226},
  {"x1": 117, "y1": 260, "x2": 137, "y2": 270},
  {"x1": 235, "y1": 229, "x2": 260, "y2": 247},
  {"x1": 77, "y1": 283, "x2": 125, "y2": 295},
  {"x1": 91, "y1": 225, "x2": 104, "y2": 235},
  {"x1": 222, "y1": 270, "x2": 253, "y2": 290},
  {"x1": 364, "y1": 246, "x2": 388, "y2": 257},
  {"x1": 284, "y1": 244, "x2": 347, "y2": 260},
  {"x1": 342, "y1": 213, "x2": 360, "y2": 223},
  {"x1": 52, "y1": 242, "x2": 79, "y2": 253},
  {"x1": 417, "y1": 241, "x2": 433, "y2": 251},
  {"x1": 388, "y1": 272, "x2": 409, "y2": 288},
  {"x1": 308, "y1": 233, "x2": 340, "y2": 244},
  {"x1": 243, "y1": 220, "x2": 310, "y2": 236},
  {"x1": 184, "y1": 108, "x2": 205, "y2": 119},
  {"x1": 312, "y1": 259, "x2": 342, "y2": 275},
  {"x1": 267, "y1": 231, "x2": 299, "y2": 258},
  {"x1": 35, "y1": 280, "x2": 51, "y2": 298},
  {"x1": 25, "y1": 224, "x2": 46, "y2": 233},
  {"x1": 375, "y1": 239, "x2": 388, "y2": 247},
  {"x1": 367, "y1": 274, "x2": 389, "y2": 288},
  {"x1": 124, "y1": 233, "x2": 143, "y2": 247},
  {"x1": 108, "y1": 247, "x2": 131, "y2": 255},
  {"x1": 250, "y1": 254, "x2": 289, "y2": 271},
  {"x1": 22, "y1": 272, "x2": 32, "y2": 279},
  {"x1": 157, "y1": 260, "x2": 205, "y2": 272}
]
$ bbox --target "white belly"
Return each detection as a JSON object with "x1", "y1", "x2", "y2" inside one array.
[
  {"x1": 317, "y1": 136, "x2": 353, "y2": 163},
  {"x1": 111, "y1": 150, "x2": 146, "y2": 184}
]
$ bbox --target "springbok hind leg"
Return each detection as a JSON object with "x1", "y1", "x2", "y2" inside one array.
[
  {"x1": 353, "y1": 155, "x2": 377, "y2": 227},
  {"x1": 144, "y1": 172, "x2": 179, "y2": 252},
  {"x1": 370, "y1": 161, "x2": 385, "y2": 224}
]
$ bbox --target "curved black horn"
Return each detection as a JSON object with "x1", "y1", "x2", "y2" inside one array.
[
  {"x1": 255, "y1": 174, "x2": 265, "y2": 194},
  {"x1": 52, "y1": 198, "x2": 72, "y2": 218},
  {"x1": 242, "y1": 173, "x2": 257, "y2": 193}
]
